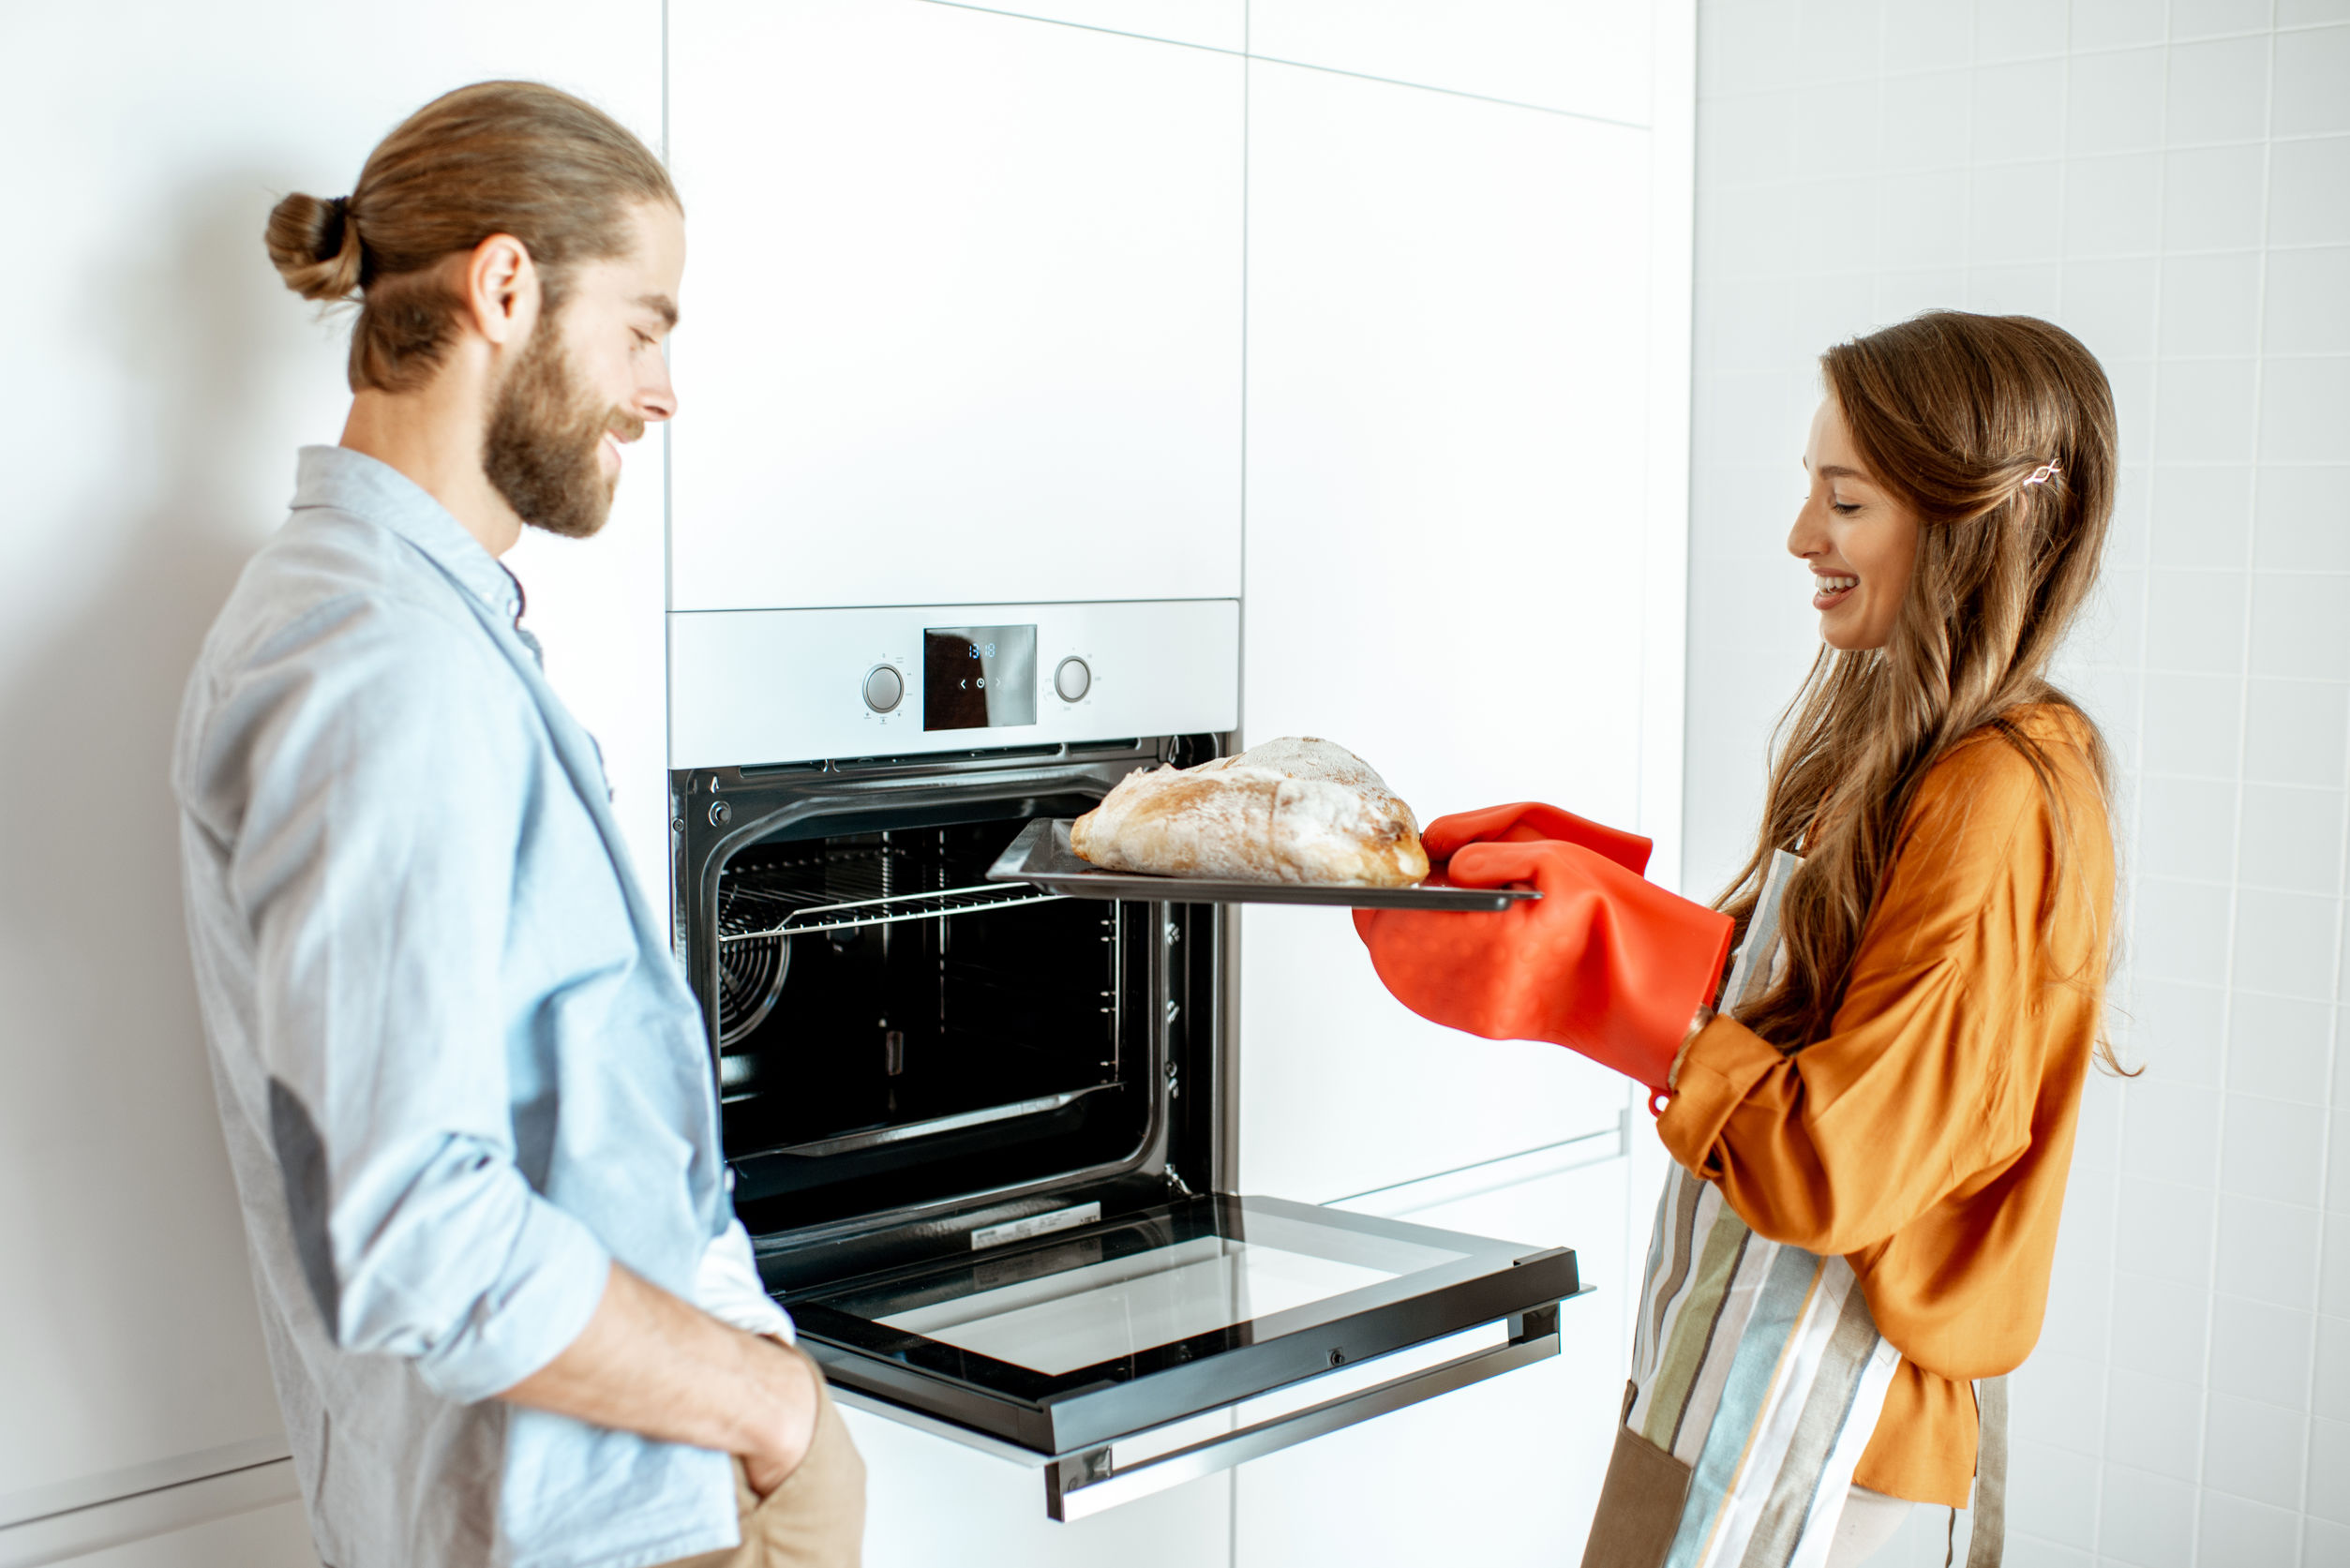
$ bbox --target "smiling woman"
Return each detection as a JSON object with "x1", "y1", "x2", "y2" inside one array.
[
  {"x1": 1355, "y1": 309, "x2": 2125, "y2": 1566},
  {"x1": 1733, "y1": 312, "x2": 2119, "y2": 1058},
  {"x1": 1791, "y1": 398, "x2": 1922, "y2": 653},
  {"x1": 1664, "y1": 310, "x2": 2125, "y2": 1550}
]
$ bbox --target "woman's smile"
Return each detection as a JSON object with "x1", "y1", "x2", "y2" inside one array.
[
  {"x1": 1811, "y1": 572, "x2": 1859, "y2": 611},
  {"x1": 1789, "y1": 397, "x2": 1922, "y2": 650}
]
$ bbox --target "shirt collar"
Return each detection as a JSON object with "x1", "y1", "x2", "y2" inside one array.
[{"x1": 292, "y1": 445, "x2": 525, "y2": 623}]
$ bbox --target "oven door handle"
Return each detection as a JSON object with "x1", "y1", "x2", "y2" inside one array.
[{"x1": 1043, "y1": 1303, "x2": 1564, "y2": 1523}]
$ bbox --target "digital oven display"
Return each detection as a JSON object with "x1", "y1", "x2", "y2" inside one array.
[{"x1": 922, "y1": 624, "x2": 1039, "y2": 731}]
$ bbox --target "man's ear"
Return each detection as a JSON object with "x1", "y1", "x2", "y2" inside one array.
[{"x1": 463, "y1": 233, "x2": 539, "y2": 348}]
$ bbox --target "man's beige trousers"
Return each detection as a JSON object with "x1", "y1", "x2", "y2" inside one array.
[{"x1": 661, "y1": 1351, "x2": 866, "y2": 1568}]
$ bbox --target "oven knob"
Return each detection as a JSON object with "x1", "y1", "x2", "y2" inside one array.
[
  {"x1": 862, "y1": 665, "x2": 904, "y2": 714},
  {"x1": 1054, "y1": 656, "x2": 1091, "y2": 703}
]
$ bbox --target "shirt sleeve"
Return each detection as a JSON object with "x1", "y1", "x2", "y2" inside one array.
[
  {"x1": 215, "y1": 595, "x2": 612, "y2": 1403},
  {"x1": 1656, "y1": 735, "x2": 2079, "y2": 1258},
  {"x1": 694, "y1": 1217, "x2": 794, "y2": 1343}
]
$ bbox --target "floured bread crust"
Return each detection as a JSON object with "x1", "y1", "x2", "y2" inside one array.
[{"x1": 1070, "y1": 737, "x2": 1429, "y2": 887}]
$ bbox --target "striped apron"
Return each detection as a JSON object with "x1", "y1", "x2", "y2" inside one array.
[{"x1": 1581, "y1": 851, "x2": 2006, "y2": 1568}]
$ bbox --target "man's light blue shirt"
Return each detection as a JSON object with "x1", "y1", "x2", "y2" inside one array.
[{"x1": 173, "y1": 447, "x2": 744, "y2": 1568}]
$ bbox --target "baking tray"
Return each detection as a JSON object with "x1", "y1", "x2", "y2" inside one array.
[{"x1": 985, "y1": 819, "x2": 1542, "y2": 912}]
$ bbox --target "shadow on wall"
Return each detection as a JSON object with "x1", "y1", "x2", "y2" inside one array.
[{"x1": 0, "y1": 174, "x2": 315, "y2": 1469}]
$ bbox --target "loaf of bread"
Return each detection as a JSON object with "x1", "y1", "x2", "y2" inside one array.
[{"x1": 1070, "y1": 737, "x2": 1429, "y2": 887}]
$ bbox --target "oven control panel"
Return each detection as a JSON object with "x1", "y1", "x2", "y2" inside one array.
[{"x1": 667, "y1": 598, "x2": 1238, "y2": 768}]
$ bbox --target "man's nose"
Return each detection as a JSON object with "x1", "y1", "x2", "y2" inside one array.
[{"x1": 636, "y1": 362, "x2": 678, "y2": 425}]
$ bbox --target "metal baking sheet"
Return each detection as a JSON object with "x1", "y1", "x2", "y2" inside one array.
[{"x1": 985, "y1": 819, "x2": 1541, "y2": 912}]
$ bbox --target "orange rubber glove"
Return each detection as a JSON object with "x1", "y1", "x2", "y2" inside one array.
[
  {"x1": 1355, "y1": 838, "x2": 1734, "y2": 1098},
  {"x1": 1419, "y1": 801, "x2": 1654, "y2": 875}
]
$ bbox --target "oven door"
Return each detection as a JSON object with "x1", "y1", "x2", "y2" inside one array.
[{"x1": 786, "y1": 1191, "x2": 1581, "y2": 1521}]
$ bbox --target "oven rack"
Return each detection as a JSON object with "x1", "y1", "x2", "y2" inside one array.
[
  {"x1": 719, "y1": 882, "x2": 1067, "y2": 941},
  {"x1": 718, "y1": 845, "x2": 1067, "y2": 943}
]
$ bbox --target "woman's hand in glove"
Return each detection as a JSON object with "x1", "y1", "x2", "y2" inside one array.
[
  {"x1": 1354, "y1": 838, "x2": 1733, "y2": 1098},
  {"x1": 1419, "y1": 801, "x2": 1654, "y2": 875}
]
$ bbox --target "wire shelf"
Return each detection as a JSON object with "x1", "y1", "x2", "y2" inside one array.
[{"x1": 717, "y1": 844, "x2": 1066, "y2": 944}]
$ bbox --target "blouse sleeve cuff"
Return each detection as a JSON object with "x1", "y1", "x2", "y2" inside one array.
[{"x1": 1657, "y1": 1013, "x2": 1785, "y2": 1176}]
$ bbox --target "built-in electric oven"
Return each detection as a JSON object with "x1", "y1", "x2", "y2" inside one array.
[{"x1": 667, "y1": 600, "x2": 1583, "y2": 1519}]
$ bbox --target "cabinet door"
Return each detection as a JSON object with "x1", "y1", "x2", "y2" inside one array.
[
  {"x1": 1250, "y1": 0, "x2": 1656, "y2": 126},
  {"x1": 841, "y1": 1406, "x2": 1231, "y2": 1568},
  {"x1": 666, "y1": 0, "x2": 1244, "y2": 613},
  {"x1": 1235, "y1": 1153, "x2": 1632, "y2": 1565},
  {"x1": 26, "y1": 1499, "x2": 322, "y2": 1568},
  {"x1": 955, "y1": 0, "x2": 1245, "y2": 51},
  {"x1": 1240, "y1": 61, "x2": 1655, "y2": 1202}
]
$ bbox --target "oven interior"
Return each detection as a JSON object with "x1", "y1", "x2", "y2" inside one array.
[{"x1": 677, "y1": 740, "x2": 1226, "y2": 1275}]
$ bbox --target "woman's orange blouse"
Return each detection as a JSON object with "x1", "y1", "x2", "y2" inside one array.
[{"x1": 1657, "y1": 704, "x2": 2113, "y2": 1507}]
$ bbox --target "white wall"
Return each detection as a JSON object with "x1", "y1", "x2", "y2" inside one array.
[{"x1": 1684, "y1": 2, "x2": 2350, "y2": 1563}]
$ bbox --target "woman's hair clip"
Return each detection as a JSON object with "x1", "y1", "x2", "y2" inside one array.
[{"x1": 2022, "y1": 459, "x2": 2062, "y2": 487}]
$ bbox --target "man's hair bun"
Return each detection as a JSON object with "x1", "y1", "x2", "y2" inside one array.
[
  {"x1": 268, "y1": 82, "x2": 677, "y2": 391},
  {"x1": 265, "y1": 191, "x2": 363, "y2": 302}
]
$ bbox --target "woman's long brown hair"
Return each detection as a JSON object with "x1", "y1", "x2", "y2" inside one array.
[{"x1": 1716, "y1": 311, "x2": 2127, "y2": 1069}]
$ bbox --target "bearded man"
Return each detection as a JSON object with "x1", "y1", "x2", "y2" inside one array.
[{"x1": 172, "y1": 82, "x2": 863, "y2": 1568}]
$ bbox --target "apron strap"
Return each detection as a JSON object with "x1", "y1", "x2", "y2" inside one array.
[{"x1": 1954, "y1": 1376, "x2": 2008, "y2": 1568}]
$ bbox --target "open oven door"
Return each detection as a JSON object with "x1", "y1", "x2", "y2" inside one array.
[
  {"x1": 681, "y1": 740, "x2": 1591, "y2": 1520},
  {"x1": 785, "y1": 1190, "x2": 1581, "y2": 1521}
]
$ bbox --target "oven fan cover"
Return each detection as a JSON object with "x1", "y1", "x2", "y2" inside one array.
[
  {"x1": 716, "y1": 926, "x2": 789, "y2": 1047},
  {"x1": 713, "y1": 843, "x2": 907, "y2": 1048}
]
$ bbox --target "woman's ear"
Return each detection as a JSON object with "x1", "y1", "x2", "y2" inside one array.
[{"x1": 462, "y1": 232, "x2": 539, "y2": 348}]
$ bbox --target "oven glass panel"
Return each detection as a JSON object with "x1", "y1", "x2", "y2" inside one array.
[
  {"x1": 923, "y1": 624, "x2": 1038, "y2": 730},
  {"x1": 789, "y1": 1193, "x2": 1580, "y2": 1456},
  {"x1": 873, "y1": 1234, "x2": 1447, "y2": 1375},
  {"x1": 796, "y1": 1197, "x2": 1479, "y2": 1385}
]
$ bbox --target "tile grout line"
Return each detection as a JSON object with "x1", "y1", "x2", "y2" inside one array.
[
  {"x1": 1696, "y1": 22, "x2": 2350, "y2": 104},
  {"x1": 2313, "y1": 587, "x2": 2350, "y2": 1556},
  {"x1": 2291, "y1": 6, "x2": 2350, "y2": 1541},
  {"x1": 2044, "y1": 21, "x2": 2124, "y2": 1566},
  {"x1": 2190, "y1": 4, "x2": 2276, "y2": 1556},
  {"x1": 2105, "y1": 0, "x2": 2169, "y2": 1547}
]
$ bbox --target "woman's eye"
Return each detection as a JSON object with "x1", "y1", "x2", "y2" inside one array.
[{"x1": 1830, "y1": 500, "x2": 1861, "y2": 515}]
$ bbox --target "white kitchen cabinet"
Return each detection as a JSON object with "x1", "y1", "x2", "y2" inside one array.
[
  {"x1": 843, "y1": 1406, "x2": 1232, "y2": 1568},
  {"x1": 666, "y1": 0, "x2": 1245, "y2": 613},
  {"x1": 77, "y1": 1504, "x2": 322, "y2": 1568},
  {"x1": 4, "y1": 1489, "x2": 322, "y2": 1568},
  {"x1": 958, "y1": 0, "x2": 1246, "y2": 52},
  {"x1": 1250, "y1": 0, "x2": 1656, "y2": 127},
  {"x1": 1239, "y1": 58, "x2": 1659, "y2": 1202},
  {"x1": 1233, "y1": 1143, "x2": 1632, "y2": 1565}
]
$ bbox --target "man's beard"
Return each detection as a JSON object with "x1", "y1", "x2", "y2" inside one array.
[{"x1": 481, "y1": 321, "x2": 642, "y2": 541}]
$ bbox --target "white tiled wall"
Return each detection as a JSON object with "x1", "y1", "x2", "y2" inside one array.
[{"x1": 1684, "y1": 2, "x2": 2350, "y2": 1563}]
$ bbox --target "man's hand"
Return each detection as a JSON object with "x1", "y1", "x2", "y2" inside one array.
[
  {"x1": 741, "y1": 1337, "x2": 821, "y2": 1496},
  {"x1": 499, "y1": 1263, "x2": 820, "y2": 1490}
]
